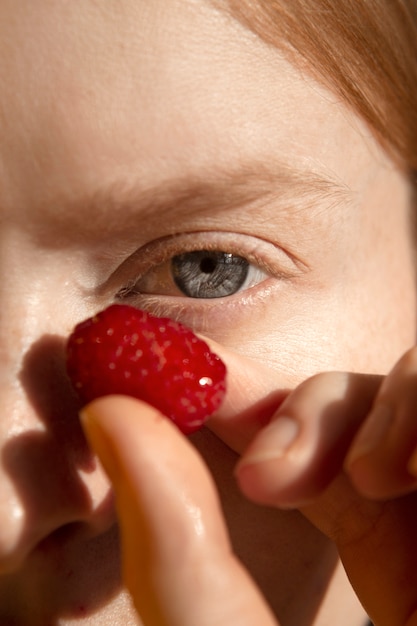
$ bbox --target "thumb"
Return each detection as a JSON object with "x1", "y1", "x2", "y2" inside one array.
[{"x1": 80, "y1": 395, "x2": 278, "y2": 626}]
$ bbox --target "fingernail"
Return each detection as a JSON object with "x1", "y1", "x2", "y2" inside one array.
[
  {"x1": 238, "y1": 416, "x2": 299, "y2": 467},
  {"x1": 346, "y1": 404, "x2": 393, "y2": 467}
]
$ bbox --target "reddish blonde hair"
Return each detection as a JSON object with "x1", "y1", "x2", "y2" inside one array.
[{"x1": 223, "y1": 0, "x2": 417, "y2": 174}]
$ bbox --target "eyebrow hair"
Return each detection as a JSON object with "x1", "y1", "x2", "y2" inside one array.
[{"x1": 42, "y1": 158, "x2": 350, "y2": 244}]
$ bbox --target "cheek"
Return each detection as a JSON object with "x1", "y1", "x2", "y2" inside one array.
[
  {"x1": 218, "y1": 233, "x2": 417, "y2": 382},
  {"x1": 335, "y1": 270, "x2": 417, "y2": 374},
  {"x1": 332, "y1": 178, "x2": 417, "y2": 373},
  {"x1": 221, "y1": 283, "x2": 416, "y2": 386},
  {"x1": 224, "y1": 171, "x2": 417, "y2": 380}
]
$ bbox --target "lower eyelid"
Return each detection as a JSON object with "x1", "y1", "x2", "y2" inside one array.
[
  {"x1": 118, "y1": 272, "x2": 277, "y2": 310},
  {"x1": 115, "y1": 276, "x2": 280, "y2": 338}
]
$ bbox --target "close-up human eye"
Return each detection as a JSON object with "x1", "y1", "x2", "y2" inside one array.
[
  {"x1": 112, "y1": 230, "x2": 300, "y2": 311},
  {"x1": 106, "y1": 230, "x2": 303, "y2": 334},
  {"x1": 118, "y1": 248, "x2": 269, "y2": 300}
]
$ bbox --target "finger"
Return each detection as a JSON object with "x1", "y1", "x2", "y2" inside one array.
[
  {"x1": 81, "y1": 395, "x2": 278, "y2": 626},
  {"x1": 235, "y1": 371, "x2": 381, "y2": 508},
  {"x1": 233, "y1": 366, "x2": 417, "y2": 626},
  {"x1": 232, "y1": 369, "x2": 417, "y2": 626},
  {"x1": 346, "y1": 346, "x2": 417, "y2": 498},
  {"x1": 307, "y1": 479, "x2": 417, "y2": 626}
]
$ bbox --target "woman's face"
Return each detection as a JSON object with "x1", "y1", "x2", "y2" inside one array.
[{"x1": 0, "y1": 0, "x2": 415, "y2": 624}]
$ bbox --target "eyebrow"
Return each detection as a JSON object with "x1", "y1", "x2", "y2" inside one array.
[{"x1": 42, "y1": 158, "x2": 350, "y2": 244}]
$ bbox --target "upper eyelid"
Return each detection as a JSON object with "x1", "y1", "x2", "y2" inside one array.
[
  {"x1": 133, "y1": 233, "x2": 271, "y2": 272},
  {"x1": 103, "y1": 229, "x2": 305, "y2": 297}
]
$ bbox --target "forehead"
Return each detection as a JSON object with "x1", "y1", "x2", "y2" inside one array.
[{"x1": 0, "y1": 0, "x2": 382, "y2": 218}]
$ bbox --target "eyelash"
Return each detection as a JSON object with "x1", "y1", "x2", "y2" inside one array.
[
  {"x1": 110, "y1": 231, "x2": 299, "y2": 316},
  {"x1": 117, "y1": 254, "x2": 265, "y2": 299}
]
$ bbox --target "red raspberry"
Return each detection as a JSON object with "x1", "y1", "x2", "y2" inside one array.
[{"x1": 66, "y1": 304, "x2": 227, "y2": 434}]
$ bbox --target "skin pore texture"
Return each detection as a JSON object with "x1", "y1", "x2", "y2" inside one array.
[{"x1": 0, "y1": 0, "x2": 416, "y2": 625}]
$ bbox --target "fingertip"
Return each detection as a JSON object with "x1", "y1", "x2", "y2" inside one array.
[
  {"x1": 346, "y1": 450, "x2": 417, "y2": 500},
  {"x1": 344, "y1": 405, "x2": 393, "y2": 469},
  {"x1": 79, "y1": 398, "x2": 121, "y2": 482},
  {"x1": 80, "y1": 395, "x2": 171, "y2": 488},
  {"x1": 235, "y1": 459, "x2": 290, "y2": 508},
  {"x1": 235, "y1": 416, "x2": 302, "y2": 507},
  {"x1": 81, "y1": 394, "x2": 169, "y2": 449}
]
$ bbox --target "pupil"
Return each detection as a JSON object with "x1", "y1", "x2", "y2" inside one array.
[{"x1": 199, "y1": 257, "x2": 217, "y2": 274}]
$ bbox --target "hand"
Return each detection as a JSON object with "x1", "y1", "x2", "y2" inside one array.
[
  {"x1": 80, "y1": 344, "x2": 417, "y2": 626},
  {"x1": 235, "y1": 347, "x2": 417, "y2": 626}
]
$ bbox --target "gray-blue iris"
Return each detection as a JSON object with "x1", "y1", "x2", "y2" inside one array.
[{"x1": 171, "y1": 250, "x2": 249, "y2": 298}]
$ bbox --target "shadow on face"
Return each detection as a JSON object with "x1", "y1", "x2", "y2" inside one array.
[{"x1": 0, "y1": 335, "x2": 123, "y2": 623}]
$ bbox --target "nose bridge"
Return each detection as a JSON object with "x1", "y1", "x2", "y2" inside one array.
[
  {"x1": 0, "y1": 237, "x2": 64, "y2": 564},
  {"x1": 0, "y1": 231, "x2": 51, "y2": 374},
  {"x1": 0, "y1": 226, "x2": 79, "y2": 382},
  {"x1": 0, "y1": 233, "x2": 113, "y2": 575},
  {"x1": 0, "y1": 230, "x2": 83, "y2": 435}
]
